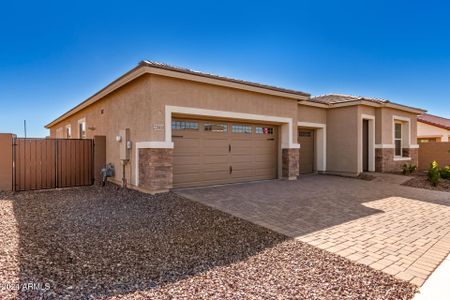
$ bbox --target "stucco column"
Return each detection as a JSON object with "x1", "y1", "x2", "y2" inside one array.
[{"x1": 282, "y1": 148, "x2": 299, "y2": 180}]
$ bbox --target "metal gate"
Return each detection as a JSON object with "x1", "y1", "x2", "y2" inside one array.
[{"x1": 13, "y1": 138, "x2": 94, "y2": 191}]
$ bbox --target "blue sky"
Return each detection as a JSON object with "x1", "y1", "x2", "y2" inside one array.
[{"x1": 1, "y1": 0, "x2": 449, "y2": 137}]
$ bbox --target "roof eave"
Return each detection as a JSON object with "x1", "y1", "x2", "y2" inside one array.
[
  {"x1": 299, "y1": 99, "x2": 426, "y2": 114},
  {"x1": 417, "y1": 119, "x2": 450, "y2": 130}
]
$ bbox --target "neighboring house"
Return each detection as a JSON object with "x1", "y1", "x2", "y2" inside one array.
[
  {"x1": 417, "y1": 113, "x2": 450, "y2": 142},
  {"x1": 45, "y1": 61, "x2": 425, "y2": 192}
]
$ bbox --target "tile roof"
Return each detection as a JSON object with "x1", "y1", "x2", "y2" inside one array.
[
  {"x1": 311, "y1": 94, "x2": 389, "y2": 104},
  {"x1": 418, "y1": 113, "x2": 450, "y2": 130},
  {"x1": 140, "y1": 61, "x2": 310, "y2": 97}
]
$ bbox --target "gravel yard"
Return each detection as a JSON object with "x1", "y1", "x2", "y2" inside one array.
[
  {"x1": 402, "y1": 173, "x2": 450, "y2": 192},
  {"x1": 0, "y1": 184, "x2": 416, "y2": 299}
]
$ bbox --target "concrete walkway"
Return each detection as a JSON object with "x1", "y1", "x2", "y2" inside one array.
[
  {"x1": 413, "y1": 254, "x2": 450, "y2": 300},
  {"x1": 176, "y1": 175, "x2": 450, "y2": 286}
]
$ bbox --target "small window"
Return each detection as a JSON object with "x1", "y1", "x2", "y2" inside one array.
[
  {"x1": 418, "y1": 138, "x2": 436, "y2": 143},
  {"x1": 232, "y1": 124, "x2": 252, "y2": 134},
  {"x1": 256, "y1": 127, "x2": 274, "y2": 135},
  {"x1": 394, "y1": 123, "x2": 402, "y2": 156},
  {"x1": 205, "y1": 123, "x2": 227, "y2": 132},
  {"x1": 65, "y1": 125, "x2": 71, "y2": 138},
  {"x1": 299, "y1": 131, "x2": 312, "y2": 137},
  {"x1": 172, "y1": 121, "x2": 199, "y2": 130},
  {"x1": 78, "y1": 119, "x2": 86, "y2": 139}
]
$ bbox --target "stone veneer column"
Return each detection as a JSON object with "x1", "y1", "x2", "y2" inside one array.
[
  {"x1": 138, "y1": 148, "x2": 173, "y2": 192},
  {"x1": 282, "y1": 148, "x2": 299, "y2": 180},
  {"x1": 375, "y1": 148, "x2": 418, "y2": 173}
]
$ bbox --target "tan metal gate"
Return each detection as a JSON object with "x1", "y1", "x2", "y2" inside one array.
[{"x1": 13, "y1": 138, "x2": 94, "y2": 191}]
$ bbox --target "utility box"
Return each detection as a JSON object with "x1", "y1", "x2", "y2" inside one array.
[{"x1": 118, "y1": 128, "x2": 131, "y2": 160}]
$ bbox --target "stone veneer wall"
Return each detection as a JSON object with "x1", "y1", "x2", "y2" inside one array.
[
  {"x1": 282, "y1": 148, "x2": 299, "y2": 179},
  {"x1": 139, "y1": 148, "x2": 173, "y2": 192},
  {"x1": 375, "y1": 148, "x2": 418, "y2": 173}
]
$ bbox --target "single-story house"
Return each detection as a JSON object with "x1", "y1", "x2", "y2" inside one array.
[
  {"x1": 46, "y1": 61, "x2": 425, "y2": 192},
  {"x1": 417, "y1": 113, "x2": 450, "y2": 142}
]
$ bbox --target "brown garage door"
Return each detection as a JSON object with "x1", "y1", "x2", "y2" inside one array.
[
  {"x1": 172, "y1": 118, "x2": 278, "y2": 187},
  {"x1": 298, "y1": 129, "x2": 315, "y2": 174}
]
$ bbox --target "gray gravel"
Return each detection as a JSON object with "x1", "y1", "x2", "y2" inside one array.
[{"x1": 0, "y1": 184, "x2": 416, "y2": 299}]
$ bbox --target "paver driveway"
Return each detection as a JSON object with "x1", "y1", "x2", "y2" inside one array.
[{"x1": 176, "y1": 174, "x2": 450, "y2": 286}]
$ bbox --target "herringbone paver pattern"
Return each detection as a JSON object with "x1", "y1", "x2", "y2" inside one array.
[{"x1": 177, "y1": 174, "x2": 450, "y2": 286}]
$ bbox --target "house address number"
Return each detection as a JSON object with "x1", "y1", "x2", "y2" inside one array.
[{"x1": 152, "y1": 124, "x2": 165, "y2": 131}]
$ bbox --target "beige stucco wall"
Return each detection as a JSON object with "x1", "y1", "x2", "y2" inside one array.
[
  {"x1": 417, "y1": 122, "x2": 449, "y2": 142},
  {"x1": 297, "y1": 104, "x2": 327, "y2": 124},
  {"x1": 326, "y1": 106, "x2": 359, "y2": 174},
  {"x1": 378, "y1": 108, "x2": 418, "y2": 145},
  {"x1": 49, "y1": 75, "x2": 153, "y2": 185},
  {"x1": 49, "y1": 74, "x2": 299, "y2": 185},
  {"x1": 148, "y1": 74, "x2": 299, "y2": 141}
]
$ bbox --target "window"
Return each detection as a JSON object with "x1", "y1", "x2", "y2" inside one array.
[
  {"x1": 299, "y1": 131, "x2": 312, "y2": 137},
  {"x1": 394, "y1": 122, "x2": 402, "y2": 156},
  {"x1": 232, "y1": 124, "x2": 252, "y2": 134},
  {"x1": 78, "y1": 119, "x2": 86, "y2": 139},
  {"x1": 418, "y1": 138, "x2": 436, "y2": 143},
  {"x1": 204, "y1": 123, "x2": 227, "y2": 132},
  {"x1": 172, "y1": 121, "x2": 198, "y2": 130},
  {"x1": 256, "y1": 127, "x2": 274, "y2": 135},
  {"x1": 65, "y1": 125, "x2": 71, "y2": 138}
]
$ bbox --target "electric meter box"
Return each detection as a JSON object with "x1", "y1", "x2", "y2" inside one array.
[{"x1": 119, "y1": 128, "x2": 130, "y2": 160}]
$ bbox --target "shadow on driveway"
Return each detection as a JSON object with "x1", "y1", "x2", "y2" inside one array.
[{"x1": 175, "y1": 174, "x2": 450, "y2": 237}]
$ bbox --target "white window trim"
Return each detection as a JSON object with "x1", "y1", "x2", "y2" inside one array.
[
  {"x1": 391, "y1": 115, "x2": 419, "y2": 156},
  {"x1": 65, "y1": 124, "x2": 71, "y2": 138},
  {"x1": 77, "y1": 118, "x2": 86, "y2": 139},
  {"x1": 393, "y1": 157, "x2": 412, "y2": 161},
  {"x1": 394, "y1": 121, "x2": 403, "y2": 158},
  {"x1": 359, "y1": 114, "x2": 375, "y2": 173},
  {"x1": 297, "y1": 122, "x2": 326, "y2": 172}
]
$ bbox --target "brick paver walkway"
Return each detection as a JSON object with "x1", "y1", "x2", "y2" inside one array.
[{"x1": 176, "y1": 175, "x2": 450, "y2": 286}]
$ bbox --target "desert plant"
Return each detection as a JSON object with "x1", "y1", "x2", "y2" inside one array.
[
  {"x1": 427, "y1": 161, "x2": 441, "y2": 186},
  {"x1": 440, "y1": 166, "x2": 450, "y2": 180},
  {"x1": 402, "y1": 164, "x2": 417, "y2": 175}
]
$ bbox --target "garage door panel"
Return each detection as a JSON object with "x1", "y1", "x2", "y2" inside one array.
[
  {"x1": 253, "y1": 154, "x2": 275, "y2": 162},
  {"x1": 230, "y1": 154, "x2": 253, "y2": 163},
  {"x1": 175, "y1": 161, "x2": 228, "y2": 173},
  {"x1": 174, "y1": 171, "x2": 230, "y2": 186},
  {"x1": 173, "y1": 118, "x2": 278, "y2": 187},
  {"x1": 231, "y1": 161, "x2": 254, "y2": 170}
]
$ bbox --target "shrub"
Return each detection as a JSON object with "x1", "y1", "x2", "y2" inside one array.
[
  {"x1": 402, "y1": 164, "x2": 417, "y2": 175},
  {"x1": 427, "y1": 161, "x2": 441, "y2": 186},
  {"x1": 440, "y1": 166, "x2": 450, "y2": 180}
]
